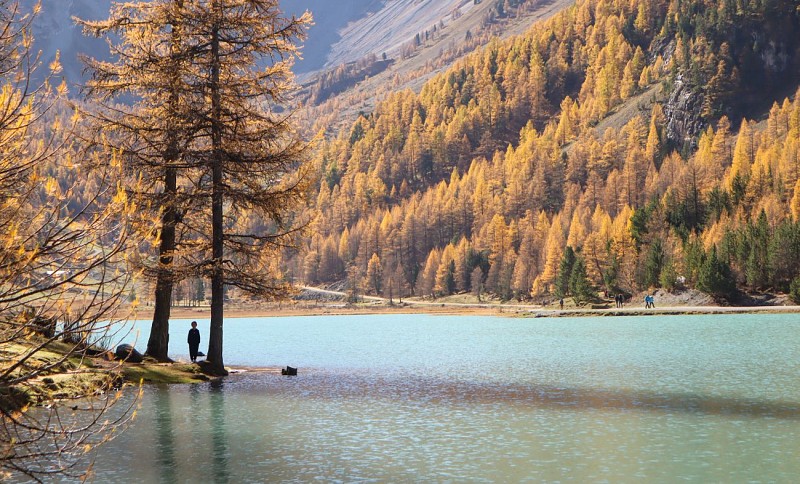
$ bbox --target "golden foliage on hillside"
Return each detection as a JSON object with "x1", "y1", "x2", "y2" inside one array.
[{"x1": 293, "y1": 0, "x2": 800, "y2": 302}]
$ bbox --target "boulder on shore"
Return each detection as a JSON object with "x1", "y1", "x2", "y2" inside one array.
[
  {"x1": 281, "y1": 366, "x2": 297, "y2": 376},
  {"x1": 115, "y1": 344, "x2": 144, "y2": 363}
]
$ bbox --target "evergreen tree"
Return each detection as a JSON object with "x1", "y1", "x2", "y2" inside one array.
[
  {"x1": 698, "y1": 246, "x2": 737, "y2": 301},
  {"x1": 555, "y1": 246, "x2": 577, "y2": 297},
  {"x1": 767, "y1": 220, "x2": 800, "y2": 290},
  {"x1": 790, "y1": 276, "x2": 800, "y2": 304},
  {"x1": 642, "y1": 239, "x2": 665, "y2": 288},
  {"x1": 569, "y1": 257, "x2": 594, "y2": 305},
  {"x1": 744, "y1": 210, "x2": 770, "y2": 289},
  {"x1": 659, "y1": 261, "x2": 678, "y2": 292}
]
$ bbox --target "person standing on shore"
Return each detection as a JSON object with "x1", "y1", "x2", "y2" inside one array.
[{"x1": 188, "y1": 321, "x2": 201, "y2": 363}]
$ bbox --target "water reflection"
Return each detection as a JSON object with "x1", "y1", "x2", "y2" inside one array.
[
  {"x1": 153, "y1": 389, "x2": 177, "y2": 483},
  {"x1": 237, "y1": 371, "x2": 800, "y2": 420},
  {"x1": 209, "y1": 380, "x2": 230, "y2": 483},
  {"x1": 85, "y1": 314, "x2": 800, "y2": 483}
]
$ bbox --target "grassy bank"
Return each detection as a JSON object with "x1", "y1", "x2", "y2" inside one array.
[{"x1": 0, "y1": 335, "x2": 226, "y2": 413}]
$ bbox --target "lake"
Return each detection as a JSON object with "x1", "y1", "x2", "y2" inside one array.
[{"x1": 84, "y1": 313, "x2": 800, "y2": 482}]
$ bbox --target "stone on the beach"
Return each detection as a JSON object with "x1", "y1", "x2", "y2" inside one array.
[
  {"x1": 281, "y1": 366, "x2": 297, "y2": 376},
  {"x1": 115, "y1": 344, "x2": 144, "y2": 363}
]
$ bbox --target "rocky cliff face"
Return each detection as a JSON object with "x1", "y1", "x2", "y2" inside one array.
[{"x1": 662, "y1": 74, "x2": 706, "y2": 150}]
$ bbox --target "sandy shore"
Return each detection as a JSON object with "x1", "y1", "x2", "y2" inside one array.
[{"x1": 132, "y1": 300, "x2": 800, "y2": 321}]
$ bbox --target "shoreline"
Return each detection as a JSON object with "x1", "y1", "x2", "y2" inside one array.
[
  {"x1": 133, "y1": 301, "x2": 800, "y2": 321},
  {"x1": 15, "y1": 302, "x2": 799, "y2": 410},
  {"x1": 124, "y1": 302, "x2": 800, "y2": 383}
]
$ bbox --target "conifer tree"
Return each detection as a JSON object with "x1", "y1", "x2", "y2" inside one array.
[
  {"x1": 554, "y1": 246, "x2": 577, "y2": 297},
  {"x1": 366, "y1": 253, "x2": 383, "y2": 295},
  {"x1": 177, "y1": 0, "x2": 312, "y2": 375},
  {"x1": 790, "y1": 276, "x2": 800, "y2": 304},
  {"x1": 698, "y1": 246, "x2": 737, "y2": 301},
  {"x1": 791, "y1": 178, "x2": 800, "y2": 220},
  {"x1": 86, "y1": 0, "x2": 310, "y2": 374},
  {"x1": 569, "y1": 256, "x2": 594, "y2": 305},
  {"x1": 80, "y1": 0, "x2": 196, "y2": 361}
]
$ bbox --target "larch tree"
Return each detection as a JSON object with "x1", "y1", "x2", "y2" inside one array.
[
  {"x1": 434, "y1": 243, "x2": 456, "y2": 296},
  {"x1": 185, "y1": 0, "x2": 312, "y2": 375},
  {"x1": 417, "y1": 248, "x2": 440, "y2": 298},
  {"x1": 84, "y1": 0, "x2": 311, "y2": 375},
  {"x1": 729, "y1": 119, "x2": 755, "y2": 189},
  {"x1": 79, "y1": 0, "x2": 198, "y2": 362},
  {"x1": 366, "y1": 253, "x2": 383, "y2": 295},
  {"x1": 1, "y1": 2, "x2": 136, "y2": 479},
  {"x1": 792, "y1": 178, "x2": 800, "y2": 221},
  {"x1": 535, "y1": 214, "x2": 564, "y2": 294}
]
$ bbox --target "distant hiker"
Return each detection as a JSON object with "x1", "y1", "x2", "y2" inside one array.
[
  {"x1": 644, "y1": 295, "x2": 654, "y2": 309},
  {"x1": 188, "y1": 321, "x2": 201, "y2": 363},
  {"x1": 559, "y1": 298, "x2": 564, "y2": 310},
  {"x1": 649, "y1": 294, "x2": 655, "y2": 308}
]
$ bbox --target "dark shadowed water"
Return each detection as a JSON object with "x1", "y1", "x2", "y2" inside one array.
[{"x1": 82, "y1": 313, "x2": 800, "y2": 482}]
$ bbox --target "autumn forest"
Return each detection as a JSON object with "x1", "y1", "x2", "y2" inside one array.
[{"x1": 293, "y1": 0, "x2": 800, "y2": 304}]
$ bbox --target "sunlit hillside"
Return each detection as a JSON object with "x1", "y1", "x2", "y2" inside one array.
[{"x1": 291, "y1": 0, "x2": 800, "y2": 304}]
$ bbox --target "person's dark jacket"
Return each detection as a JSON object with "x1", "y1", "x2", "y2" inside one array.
[{"x1": 188, "y1": 328, "x2": 200, "y2": 346}]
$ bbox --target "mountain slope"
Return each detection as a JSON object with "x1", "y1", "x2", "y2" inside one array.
[
  {"x1": 301, "y1": 0, "x2": 574, "y2": 131},
  {"x1": 24, "y1": 0, "x2": 534, "y2": 87},
  {"x1": 27, "y1": 0, "x2": 382, "y2": 84},
  {"x1": 276, "y1": 0, "x2": 385, "y2": 74},
  {"x1": 294, "y1": 0, "x2": 800, "y2": 304}
]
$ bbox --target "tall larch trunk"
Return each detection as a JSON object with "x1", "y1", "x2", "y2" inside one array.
[
  {"x1": 146, "y1": 0, "x2": 184, "y2": 362},
  {"x1": 206, "y1": 2, "x2": 227, "y2": 375},
  {"x1": 146, "y1": 166, "x2": 177, "y2": 361}
]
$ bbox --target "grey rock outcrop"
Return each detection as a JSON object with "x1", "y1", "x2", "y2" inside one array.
[{"x1": 662, "y1": 74, "x2": 705, "y2": 150}]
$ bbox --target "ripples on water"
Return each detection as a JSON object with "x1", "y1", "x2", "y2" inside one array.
[{"x1": 79, "y1": 313, "x2": 800, "y2": 482}]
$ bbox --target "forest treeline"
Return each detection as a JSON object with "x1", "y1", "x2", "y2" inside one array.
[{"x1": 293, "y1": 0, "x2": 800, "y2": 303}]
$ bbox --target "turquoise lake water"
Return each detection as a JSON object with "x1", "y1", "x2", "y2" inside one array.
[{"x1": 83, "y1": 313, "x2": 800, "y2": 482}]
